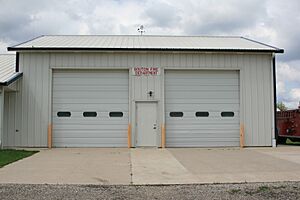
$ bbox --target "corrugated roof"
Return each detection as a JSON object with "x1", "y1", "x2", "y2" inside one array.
[
  {"x1": 0, "y1": 54, "x2": 22, "y2": 86},
  {"x1": 8, "y1": 35, "x2": 283, "y2": 53}
]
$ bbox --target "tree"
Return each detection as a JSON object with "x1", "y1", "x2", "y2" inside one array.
[{"x1": 277, "y1": 101, "x2": 287, "y2": 111}]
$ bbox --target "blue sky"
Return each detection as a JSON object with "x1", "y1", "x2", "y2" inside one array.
[{"x1": 0, "y1": 0, "x2": 299, "y2": 108}]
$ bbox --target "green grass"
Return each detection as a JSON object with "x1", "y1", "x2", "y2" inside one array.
[
  {"x1": 228, "y1": 189, "x2": 241, "y2": 194},
  {"x1": 0, "y1": 149, "x2": 39, "y2": 168},
  {"x1": 286, "y1": 138, "x2": 300, "y2": 145},
  {"x1": 257, "y1": 186, "x2": 270, "y2": 192}
]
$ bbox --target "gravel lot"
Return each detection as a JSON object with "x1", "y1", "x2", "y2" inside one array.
[{"x1": 0, "y1": 182, "x2": 299, "y2": 200}]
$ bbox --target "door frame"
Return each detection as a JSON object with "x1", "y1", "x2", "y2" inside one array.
[{"x1": 134, "y1": 100, "x2": 159, "y2": 147}]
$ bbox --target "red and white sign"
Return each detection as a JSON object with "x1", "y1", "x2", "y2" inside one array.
[{"x1": 132, "y1": 67, "x2": 160, "y2": 76}]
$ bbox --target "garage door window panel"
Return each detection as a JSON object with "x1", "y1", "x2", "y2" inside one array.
[
  {"x1": 109, "y1": 112, "x2": 123, "y2": 117},
  {"x1": 221, "y1": 112, "x2": 235, "y2": 117},
  {"x1": 196, "y1": 112, "x2": 209, "y2": 117},
  {"x1": 170, "y1": 112, "x2": 184, "y2": 117},
  {"x1": 83, "y1": 112, "x2": 97, "y2": 117},
  {"x1": 57, "y1": 111, "x2": 71, "y2": 117}
]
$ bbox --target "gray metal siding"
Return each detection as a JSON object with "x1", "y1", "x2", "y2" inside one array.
[
  {"x1": 3, "y1": 92, "x2": 15, "y2": 146},
  {"x1": 0, "y1": 54, "x2": 15, "y2": 83},
  {"x1": 4, "y1": 53, "x2": 50, "y2": 147},
  {"x1": 0, "y1": 89, "x2": 3, "y2": 147},
  {"x1": 52, "y1": 70, "x2": 129, "y2": 147},
  {"x1": 165, "y1": 70, "x2": 240, "y2": 147},
  {"x1": 3, "y1": 80, "x2": 22, "y2": 147},
  {"x1": 4, "y1": 52, "x2": 273, "y2": 147}
]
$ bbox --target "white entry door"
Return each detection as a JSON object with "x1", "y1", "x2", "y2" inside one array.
[{"x1": 136, "y1": 103, "x2": 157, "y2": 147}]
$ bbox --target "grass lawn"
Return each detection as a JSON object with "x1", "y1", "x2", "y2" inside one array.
[
  {"x1": 286, "y1": 138, "x2": 300, "y2": 145},
  {"x1": 0, "y1": 149, "x2": 39, "y2": 168}
]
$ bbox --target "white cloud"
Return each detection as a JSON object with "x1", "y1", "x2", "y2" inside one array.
[
  {"x1": 0, "y1": 40, "x2": 10, "y2": 53},
  {"x1": 276, "y1": 61, "x2": 300, "y2": 108},
  {"x1": 277, "y1": 61, "x2": 300, "y2": 82},
  {"x1": 276, "y1": 80, "x2": 285, "y2": 96},
  {"x1": 290, "y1": 88, "x2": 300, "y2": 100},
  {"x1": 286, "y1": 88, "x2": 300, "y2": 108}
]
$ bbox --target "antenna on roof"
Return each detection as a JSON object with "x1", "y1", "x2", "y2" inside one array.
[{"x1": 137, "y1": 25, "x2": 145, "y2": 35}]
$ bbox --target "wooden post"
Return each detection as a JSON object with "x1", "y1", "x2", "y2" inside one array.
[
  {"x1": 240, "y1": 124, "x2": 245, "y2": 148},
  {"x1": 161, "y1": 124, "x2": 166, "y2": 148},
  {"x1": 47, "y1": 124, "x2": 52, "y2": 148},
  {"x1": 127, "y1": 124, "x2": 131, "y2": 148}
]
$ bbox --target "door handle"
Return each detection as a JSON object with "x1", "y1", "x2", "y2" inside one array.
[{"x1": 153, "y1": 124, "x2": 157, "y2": 130}]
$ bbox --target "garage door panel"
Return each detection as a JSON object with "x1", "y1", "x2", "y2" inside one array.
[
  {"x1": 166, "y1": 85, "x2": 239, "y2": 91},
  {"x1": 166, "y1": 99, "x2": 239, "y2": 104},
  {"x1": 53, "y1": 75, "x2": 128, "y2": 81},
  {"x1": 53, "y1": 113, "x2": 129, "y2": 119},
  {"x1": 166, "y1": 140, "x2": 240, "y2": 147},
  {"x1": 166, "y1": 116, "x2": 240, "y2": 122},
  {"x1": 166, "y1": 104, "x2": 240, "y2": 111},
  {"x1": 166, "y1": 91, "x2": 239, "y2": 99},
  {"x1": 54, "y1": 123, "x2": 128, "y2": 129},
  {"x1": 53, "y1": 85, "x2": 129, "y2": 91},
  {"x1": 53, "y1": 71, "x2": 127, "y2": 78},
  {"x1": 166, "y1": 124, "x2": 239, "y2": 129},
  {"x1": 167, "y1": 130, "x2": 240, "y2": 136},
  {"x1": 53, "y1": 91, "x2": 128, "y2": 99},
  {"x1": 53, "y1": 138, "x2": 127, "y2": 147},
  {"x1": 53, "y1": 104, "x2": 128, "y2": 111},
  {"x1": 53, "y1": 132, "x2": 127, "y2": 139},
  {"x1": 166, "y1": 70, "x2": 240, "y2": 147},
  {"x1": 53, "y1": 116, "x2": 128, "y2": 121},
  {"x1": 53, "y1": 99, "x2": 128, "y2": 104},
  {"x1": 52, "y1": 70, "x2": 129, "y2": 147},
  {"x1": 166, "y1": 78, "x2": 238, "y2": 86},
  {"x1": 53, "y1": 74, "x2": 128, "y2": 79},
  {"x1": 167, "y1": 124, "x2": 239, "y2": 128},
  {"x1": 167, "y1": 138, "x2": 240, "y2": 142},
  {"x1": 166, "y1": 70, "x2": 238, "y2": 78}
]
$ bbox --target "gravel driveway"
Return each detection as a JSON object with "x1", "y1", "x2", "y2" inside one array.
[{"x1": 0, "y1": 182, "x2": 299, "y2": 200}]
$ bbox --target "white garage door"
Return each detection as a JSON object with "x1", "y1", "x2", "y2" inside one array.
[
  {"x1": 52, "y1": 70, "x2": 129, "y2": 147},
  {"x1": 165, "y1": 70, "x2": 240, "y2": 147}
]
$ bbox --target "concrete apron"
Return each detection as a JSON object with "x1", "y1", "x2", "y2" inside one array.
[
  {"x1": 0, "y1": 148, "x2": 131, "y2": 185},
  {"x1": 0, "y1": 147, "x2": 300, "y2": 185},
  {"x1": 168, "y1": 147, "x2": 300, "y2": 184},
  {"x1": 130, "y1": 148, "x2": 198, "y2": 184}
]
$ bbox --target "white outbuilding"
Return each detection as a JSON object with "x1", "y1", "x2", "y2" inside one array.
[
  {"x1": 1, "y1": 35, "x2": 283, "y2": 148},
  {"x1": 0, "y1": 54, "x2": 23, "y2": 148}
]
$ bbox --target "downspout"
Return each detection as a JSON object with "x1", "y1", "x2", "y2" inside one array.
[
  {"x1": 16, "y1": 52, "x2": 19, "y2": 72},
  {"x1": 272, "y1": 54, "x2": 277, "y2": 147},
  {"x1": 0, "y1": 88, "x2": 4, "y2": 149}
]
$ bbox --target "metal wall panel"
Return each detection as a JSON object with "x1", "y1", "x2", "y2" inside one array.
[
  {"x1": 3, "y1": 92, "x2": 15, "y2": 146},
  {"x1": 0, "y1": 54, "x2": 15, "y2": 83},
  {"x1": 52, "y1": 70, "x2": 129, "y2": 147},
  {"x1": 165, "y1": 70, "x2": 240, "y2": 147},
  {"x1": 4, "y1": 52, "x2": 273, "y2": 147},
  {"x1": 0, "y1": 88, "x2": 3, "y2": 147},
  {"x1": 3, "y1": 80, "x2": 22, "y2": 147},
  {"x1": 4, "y1": 53, "x2": 50, "y2": 147}
]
